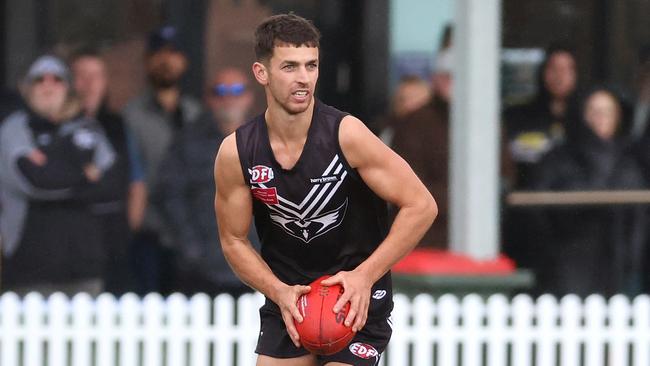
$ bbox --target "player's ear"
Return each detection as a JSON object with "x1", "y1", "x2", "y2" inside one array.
[{"x1": 252, "y1": 62, "x2": 269, "y2": 86}]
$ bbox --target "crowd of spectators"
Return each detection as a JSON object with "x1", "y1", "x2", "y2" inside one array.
[
  {"x1": 1, "y1": 23, "x2": 649, "y2": 299},
  {"x1": 0, "y1": 26, "x2": 257, "y2": 298}
]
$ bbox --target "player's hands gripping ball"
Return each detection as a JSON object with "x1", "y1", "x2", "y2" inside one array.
[{"x1": 294, "y1": 275, "x2": 356, "y2": 355}]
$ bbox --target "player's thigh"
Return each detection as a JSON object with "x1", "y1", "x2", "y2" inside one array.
[{"x1": 256, "y1": 354, "x2": 318, "y2": 366}]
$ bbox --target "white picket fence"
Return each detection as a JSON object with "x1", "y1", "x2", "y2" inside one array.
[{"x1": 1, "y1": 292, "x2": 649, "y2": 366}]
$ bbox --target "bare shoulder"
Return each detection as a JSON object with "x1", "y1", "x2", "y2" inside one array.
[
  {"x1": 215, "y1": 133, "x2": 244, "y2": 186},
  {"x1": 339, "y1": 115, "x2": 390, "y2": 169}
]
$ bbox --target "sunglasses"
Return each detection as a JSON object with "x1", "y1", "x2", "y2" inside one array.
[
  {"x1": 212, "y1": 83, "x2": 246, "y2": 97},
  {"x1": 33, "y1": 75, "x2": 65, "y2": 84}
]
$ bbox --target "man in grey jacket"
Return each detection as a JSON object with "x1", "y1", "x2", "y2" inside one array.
[{"x1": 0, "y1": 55, "x2": 115, "y2": 296}]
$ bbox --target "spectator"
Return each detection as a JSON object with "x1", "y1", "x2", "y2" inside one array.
[
  {"x1": 123, "y1": 26, "x2": 202, "y2": 294},
  {"x1": 71, "y1": 49, "x2": 146, "y2": 295},
  {"x1": 502, "y1": 44, "x2": 580, "y2": 274},
  {"x1": 388, "y1": 47, "x2": 453, "y2": 249},
  {"x1": 504, "y1": 44, "x2": 581, "y2": 189},
  {"x1": 378, "y1": 75, "x2": 432, "y2": 145},
  {"x1": 532, "y1": 86, "x2": 646, "y2": 297},
  {"x1": 156, "y1": 67, "x2": 258, "y2": 297},
  {"x1": 0, "y1": 55, "x2": 115, "y2": 296}
]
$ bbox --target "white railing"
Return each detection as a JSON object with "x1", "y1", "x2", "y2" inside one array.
[{"x1": 1, "y1": 292, "x2": 649, "y2": 366}]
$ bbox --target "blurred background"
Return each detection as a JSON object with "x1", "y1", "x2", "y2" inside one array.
[{"x1": 1, "y1": 0, "x2": 650, "y2": 302}]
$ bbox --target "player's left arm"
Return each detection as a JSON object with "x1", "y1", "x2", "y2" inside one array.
[{"x1": 321, "y1": 115, "x2": 438, "y2": 332}]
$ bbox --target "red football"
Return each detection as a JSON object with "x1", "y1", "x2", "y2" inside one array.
[{"x1": 295, "y1": 275, "x2": 356, "y2": 355}]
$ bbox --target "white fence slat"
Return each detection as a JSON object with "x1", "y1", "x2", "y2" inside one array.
[
  {"x1": 536, "y1": 295, "x2": 558, "y2": 366},
  {"x1": 118, "y1": 293, "x2": 140, "y2": 366},
  {"x1": 461, "y1": 294, "x2": 484, "y2": 366},
  {"x1": 24, "y1": 292, "x2": 45, "y2": 366},
  {"x1": 96, "y1": 293, "x2": 118, "y2": 366},
  {"x1": 486, "y1": 294, "x2": 509, "y2": 366},
  {"x1": 0, "y1": 293, "x2": 21, "y2": 366},
  {"x1": 189, "y1": 294, "x2": 212, "y2": 366},
  {"x1": 168, "y1": 293, "x2": 189, "y2": 366},
  {"x1": 237, "y1": 293, "x2": 263, "y2": 366},
  {"x1": 214, "y1": 294, "x2": 235, "y2": 366},
  {"x1": 512, "y1": 294, "x2": 534, "y2": 366},
  {"x1": 143, "y1": 293, "x2": 165, "y2": 366},
  {"x1": 48, "y1": 293, "x2": 70, "y2": 366},
  {"x1": 412, "y1": 294, "x2": 434, "y2": 365},
  {"x1": 438, "y1": 294, "x2": 460, "y2": 366},
  {"x1": 609, "y1": 295, "x2": 630, "y2": 366},
  {"x1": 585, "y1": 294, "x2": 607, "y2": 366},
  {"x1": 632, "y1": 295, "x2": 650, "y2": 366},
  {"x1": 71, "y1": 293, "x2": 94, "y2": 366},
  {"x1": 2, "y1": 292, "x2": 650, "y2": 366},
  {"x1": 387, "y1": 294, "x2": 410, "y2": 366},
  {"x1": 559, "y1": 295, "x2": 581, "y2": 366}
]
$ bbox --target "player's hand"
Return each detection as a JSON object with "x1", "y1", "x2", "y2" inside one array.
[
  {"x1": 275, "y1": 283, "x2": 311, "y2": 347},
  {"x1": 321, "y1": 270, "x2": 372, "y2": 332}
]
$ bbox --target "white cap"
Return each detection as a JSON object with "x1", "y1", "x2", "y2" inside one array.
[{"x1": 25, "y1": 55, "x2": 69, "y2": 84}]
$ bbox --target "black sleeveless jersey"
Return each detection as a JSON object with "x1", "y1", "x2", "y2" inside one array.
[{"x1": 235, "y1": 100, "x2": 393, "y2": 318}]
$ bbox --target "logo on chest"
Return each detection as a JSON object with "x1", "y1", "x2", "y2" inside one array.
[
  {"x1": 249, "y1": 165, "x2": 274, "y2": 184},
  {"x1": 249, "y1": 154, "x2": 349, "y2": 243}
]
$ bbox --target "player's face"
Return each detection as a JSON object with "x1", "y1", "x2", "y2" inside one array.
[{"x1": 266, "y1": 46, "x2": 319, "y2": 115}]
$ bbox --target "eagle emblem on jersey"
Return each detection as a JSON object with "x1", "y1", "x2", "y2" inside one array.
[
  {"x1": 250, "y1": 154, "x2": 349, "y2": 243},
  {"x1": 269, "y1": 199, "x2": 348, "y2": 243}
]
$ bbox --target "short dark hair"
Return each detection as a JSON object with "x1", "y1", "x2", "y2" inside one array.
[
  {"x1": 69, "y1": 46, "x2": 103, "y2": 65},
  {"x1": 254, "y1": 13, "x2": 320, "y2": 61}
]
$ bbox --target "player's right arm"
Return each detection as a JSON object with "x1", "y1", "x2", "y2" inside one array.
[{"x1": 214, "y1": 134, "x2": 310, "y2": 347}]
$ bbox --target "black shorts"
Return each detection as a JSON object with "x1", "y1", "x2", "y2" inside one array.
[{"x1": 255, "y1": 307, "x2": 392, "y2": 365}]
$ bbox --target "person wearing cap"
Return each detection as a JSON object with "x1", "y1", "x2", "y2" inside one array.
[
  {"x1": 155, "y1": 67, "x2": 260, "y2": 297},
  {"x1": 0, "y1": 54, "x2": 116, "y2": 296},
  {"x1": 122, "y1": 26, "x2": 202, "y2": 294}
]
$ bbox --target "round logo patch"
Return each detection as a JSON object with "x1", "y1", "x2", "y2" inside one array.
[{"x1": 349, "y1": 342, "x2": 379, "y2": 359}]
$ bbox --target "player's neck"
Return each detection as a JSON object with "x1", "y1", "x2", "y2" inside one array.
[{"x1": 265, "y1": 97, "x2": 315, "y2": 142}]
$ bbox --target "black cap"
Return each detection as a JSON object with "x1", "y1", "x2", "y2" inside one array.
[{"x1": 147, "y1": 26, "x2": 183, "y2": 54}]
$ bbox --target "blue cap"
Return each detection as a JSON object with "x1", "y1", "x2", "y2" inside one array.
[
  {"x1": 147, "y1": 26, "x2": 183, "y2": 54},
  {"x1": 25, "y1": 55, "x2": 69, "y2": 84}
]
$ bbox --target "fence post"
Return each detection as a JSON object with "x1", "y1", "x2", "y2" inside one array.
[
  {"x1": 71, "y1": 293, "x2": 94, "y2": 366},
  {"x1": 190, "y1": 294, "x2": 211, "y2": 366},
  {"x1": 632, "y1": 295, "x2": 650, "y2": 366},
  {"x1": 512, "y1": 294, "x2": 534, "y2": 366},
  {"x1": 118, "y1": 293, "x2": 140, "y2": 366},
  {"x1": 168, "y1": 293, "x2": 189, "y2": 366},
  {"x1": 486, "y1": 294, "x2": 509, "y2": 366},
  {"x1": 462, "y1": 294, "x2": 484, "y2": 366},
  {"x1": 24, "y1": 292, "x2": 45, "y2": 366},
  {"x1": 412, "y1": 294, "x2": 435, "y2": 365},
  {"x1": 438, "y1": 294, "x2": 460, "y2": 366},
  {"x1": 536, "y1": 295, "x2": 558, "y2": 366},
  {"x1": 0, "y1": 292, "x2": 21, "y2": 366},
  {"x1": 584, "y1": 295, "x2": 607, "y2": 366},
  {"x1": 142, "y1": 293, "x2": 165, "y2": 366},
  {"x1": 559, "y1": 295, "x2": 581, "y2": 366},
  {"x1": 609, "y1": 295, "x2": 631, "y2": 366},
  {"x1": 48, "y1": 293, "x2": 70, "y2": 366},
  {"x1": 96, "y1": 293, "x2": 118, "y2": 366},
  {"x1": 387, "y1": 294, "x2": 411, "y2": 366},
  {"x1": 214, "y1": 294, "x2": 235, "y2": 366}
]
